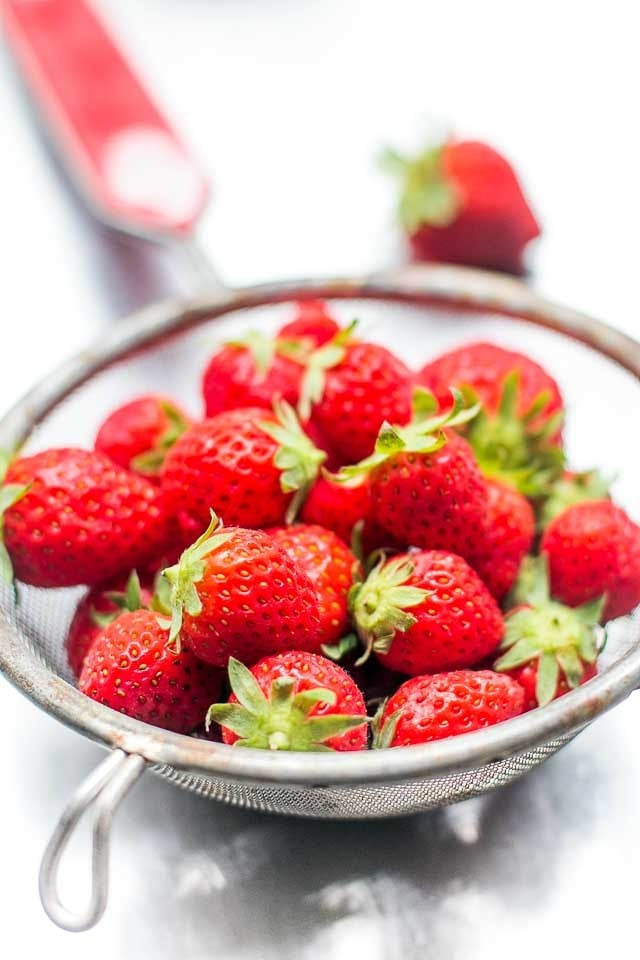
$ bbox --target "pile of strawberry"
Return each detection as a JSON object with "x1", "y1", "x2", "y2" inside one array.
[{"x1": 1, "y1": 300, "x2": 639, "y2": 753}]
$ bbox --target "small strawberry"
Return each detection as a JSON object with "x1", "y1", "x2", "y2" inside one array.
[
  {"x1": 66, "y1": 570, "x2": 152, "y2": 678},
  {"x1": 208, "y1": 654, "x2": 368, "y2": 751},
  {"x1": 268, "y1": 524, "x2": 359, "y2": 649},
  {"x1": 495, "y1": 556, "x2": 604, "y2": 708},
  {"x1": 162, "y1": 514, "x2": 321, "y2": 666},
  {"x1": 350, "y1": 550, "x2": 504, "y2": 675},
  {"x1": 537, "y1": 469, "x2": 610, "y2": 530},
  {"x1": 468, "y1": 478, "x2": 535, "y2": 601},
  {"x1": 161, "y1": 401, "x2": 325, "y2": 530},
  {"x1": 0, "y1": 448, "x2": 171, "y2": 587},
  {"x1": 95, "y1": 394, "x2": 191, "y2": 479},
  {"x1": 278, "y1": 300, "x2": 340, "y2": 347},
  {"x1": 300, "y1": 474, "x2": 400, "y2": 556},
  {"x1": 382, "y1": 139, "x2": 540, "y2": 274},
  {"x1": 79, "y1": 608, "x2": 222, "y2": 734},
  {"x1": 541, "y1": 500, "x2": 640, "y2": 621},
  {"x1": 338, "y1": 388, "x2": 486, "y2": 560},
  {"x1": 374, "y1": 670, "x2": 524, "y2": 747}
]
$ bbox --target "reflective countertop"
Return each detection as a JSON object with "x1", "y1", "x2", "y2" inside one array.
[{"x1": 1, "y1": 2, "x2": 638, "y2": 956}]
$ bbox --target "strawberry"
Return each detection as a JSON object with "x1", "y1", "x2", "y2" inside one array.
[
  {"x1": 79, "y1": 608, "x2": 222, "y2": 734},
  {"x1": 278, "y1": 300, "x2": 340, "y2": 347},
  {"x1": 350, "y1": 550, "x2": 504, "y2": 675},
  {"x1": 541, "y1": 500, "x2": 640, "y2": 621},
  {"x1": 382, "y1": 139, "x2": 540, "y2": 274},
  {"x1": 495, "y1": 556, "x2": 603, "y2": 707},
  {"x1": 468, "y1": 478, "x2": 534, "y2": 601},
  {"x1": 339, "y1": 388, "x2": 487, "y2": 560},
  {"x1": 299, "y1": 332, "x2": 413, "y2": 464},
  {"x1": 374, "y1": 670, "x2": 524, "y2": 747},
  {"x1": 208, "y1": 654, "x2": 368, "y2": 751},
  {"x1": 95, "y1": 394, "x2": 191, "y2": 479},
  {"x1": 161, "y1": 401, "x2": 325, "y2": 530},
  {"x1": 0, "y1": 448, "x2": 171, "y2": 587},
  {"x1": 268, "y1": 524, "x2": 359, "y2": 648},
  {"x1": 66, "y1": 570, "x2": 152, "y2": 678},
  {"x1": 162, "y1": 514, "x2": 321, "y2": 666},
  {"x1": 299, "y1": 474, "x2": 400, "y2": 557},
  {"x1": 537, "y1": 469, "x2": 609, "y2": 530}
]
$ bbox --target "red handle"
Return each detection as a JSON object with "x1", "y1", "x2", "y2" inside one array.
[{"x1": 2, "y1": 0, "x2": 210, "y2": 238}]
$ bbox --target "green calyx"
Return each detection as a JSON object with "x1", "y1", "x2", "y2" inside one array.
[
  {"x1": 258, "y1": 400, "x2": 327, "y2": 523},
  {"x1": 337, "y1": 386, "x2": 480, "y2": 485},
  {"x1": 91, "y1": 570, "x2": 147, "y2": 628},
  {"x1": 321, "y1": 632, "x2": 359, "y2": 662},
  {"x1": 0, "y1": 449, "x2": 31, "y2": 585},
  {"x1": 465, "y1": 372, "x2": 565, "y2": 497},
  {"x1": 226, "y1": 329, "x2": 277, "y2": 378},
  {"x1": 537, "y1": 469, "x2": 610, "y2": 530},
  {"x1": 371, "y1": 699, "x2": 402, "y2": 750},
  {"x1": 495, "y1": 555, "x2": 604, "y2": 706},
  {"x1": 131, "y1": 401, "x2": 190, "y2": 475},
  {"x1": 206, "y1": 657, "x2": 368, "y2": 751},
  {"x1": 297, "y1": 320, "x2": 358, "y2": 421},
  {"x1": 349, "y1": 556, "x2": 430, "y2": 665},
  {"x1": 161, "y1": 512, "x2": 234, "y2": 650},
  {"x1": 379, "y1": 142, "x2": 460, "y2": 232}
]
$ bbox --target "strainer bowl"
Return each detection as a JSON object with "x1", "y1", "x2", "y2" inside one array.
[{"x1": 1, "y1": 265, "x2": 639, "y2": 930}]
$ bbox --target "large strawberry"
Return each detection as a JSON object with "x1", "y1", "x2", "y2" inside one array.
[
  {"x1": 495, "y1": 556, "x2": 604, "y2": 708},
  {"x1": 268, "y1": 524, "x2": 359, "y2": 648},
  {"x1": 541, "y1": 500, "x2": 640, "y2": 621},
  {"x1": 338, "y1": 388, "x2": 486, "y2": 560},
  {"x1": 161, "y1": 401, "x2": 325, "y2": 530},
  {"x1": 0, "y1": 448, "x2": 171, "y2": 587},
  {"x1": 66, "y1": 570, "x2": 152, "y2": 678},
  {"x1": 95, "y1": 394, "x2": 191, "y2": 479},
  {"x1": 207, "y1": 653, "x2": 368, "y2": 751},
  {"x1": 162, "y1": 514, "x2": 321, "y2": 666},
  {"x1": 278, "y1": 300, "x2": 340, "y2": 347},
  {"x1": 350, "y1": 550, "x2": 504, "y2": 674},
  {"x1": 79, "y1": 608, "x2": 222, "y2": 734},
  {"x1": 374, "y1": 670, "x2": 524, "y2": 747},
  {"x1": 382, "y1": 139, "x2": 540, "y2": 274},
  {"x1": 468, "y1": 478, "x2": 535, "y2": 601}
]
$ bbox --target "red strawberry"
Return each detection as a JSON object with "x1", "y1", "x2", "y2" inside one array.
[
  {"x1": 66, "y1": 570, "x2": 152, "y2": 678},
  {"x1": 0, "y1": 448, "x2": 171, "y2": 587},
  {"x1": 278, "y1": 300, "x2": 340, "y2": 347},
  {"x1": 268, "y1": 524, "x2": 359, "y2": 648},
  {"x1": 79, "y1": 608, "x2": 222, "y2": 734},
  {"x1": 208, "y1": 653, "x2": 368, "y2": 751},
  {"x1": 374, "y1": 670, "x2": 524, "y2": 747},
  {"x1": 350, "y1": 550, "x2": 504, "y2": 675},
  {"x1": 468, "y1": 478, "x2": 534, "y2": 601},
  {"x1": 541, "y1": 500, "x2": 640, "y2": 621},
  {"x1": 202, "y1": 331, "x2": 305, "y2": 418},
  {"x1": 95, "y1": 394, "x2": 191, "y2": 479},
  {"x1": 383, "y1": 139, "x2": 540, "y2": 274},
  {"x1": 538, "y1": 469, "x2": 609, "y2": 530},
  {"x1": 162, "y1": 514, "x2": 321, "y2": 666},
  {"x1": 300, "y1": 474, "x2": 400, "y2": 557},
  {"x1": 299, "y1": 334, "x2": 413, "y2": 464},
  {"x1": 339, "y1": 388, "x2": 487, "y2": 560},
  {"x1": 161, "y1": 402, "x2": 325, "y2": 530},
  {"x1": 495, "y1": 556, "x2": 603, "y2": 707}
]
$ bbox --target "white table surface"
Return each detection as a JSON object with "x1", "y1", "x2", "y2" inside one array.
[{"x1": 1, "y1": 1, "x2": 639, "y2": 956}]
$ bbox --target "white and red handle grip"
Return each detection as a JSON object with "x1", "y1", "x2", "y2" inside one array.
[{"x1": 1, "y1": 0, "x2": 210, "y2": 237}]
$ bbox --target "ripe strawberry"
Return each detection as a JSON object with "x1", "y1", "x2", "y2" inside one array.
[
  {"x1": 299, "y1": 474, "x2": 400, "y2": 557},
  {"x1": 278, "y1": 300, "x2": 340, "y2": 347},
  {"x1": 374, "y1": 670, "x2": 524, "y2": 747},
  {"x1": 208, "y1": 654, "x2": 368, "y2": 751},
  {"x1": 339, "y1": 388, "x2": 487, "y2": 560},
  {"x1": 495, "y1": 556, "x2": 603, "y2": 707},
  {"x1": 468, "y1": 478, "x2": 534, "y2": 601},
  {"x1": 538, "y1": 469, "x2": 609, "y2": 530},
  {"x1": 79, "y1": 608, "x2": 222, "y2": 734},
  {"x1": 541, "y1": 500, "x2": 640, "y2": 621},
  {"x1": 161, "y1": 402, "x2": 325, "y2": 530},
  {"x1": 350, "y1": 550, "x2": 504, "y2": 675},
  {"x1": 66, "y1": 570, "x2": 152, "y2": 678},
  {"x1": 162, "y1": 514, "x2": 321, "y2": 666},
  {"x1": 268, "y1": 524, "x2": 359, "y2": 648},
  {"x1": 95, "y1": 394, "x2": 191, "y2": 479},
  {"x1": 383, "y1": 139, "x2": 540, "y2": 274},
  {"x1": 0, "y1": 448, "x2": 171, "y2": 587},
  {"x1": 299, "y1": 333, "x2": 413, "y2": 464}
]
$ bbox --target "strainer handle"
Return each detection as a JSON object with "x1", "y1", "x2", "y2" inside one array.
[{"x1": 39, "y1": 749, "x2": 145, "y2": 932}]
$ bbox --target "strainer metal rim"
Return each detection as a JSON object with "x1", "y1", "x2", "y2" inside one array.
[{"x1": 1, "y1": 263, "x2": 639, "y2": 788}]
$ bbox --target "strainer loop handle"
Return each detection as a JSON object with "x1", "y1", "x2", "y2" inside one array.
[{"x1": 39, "y1": 749, "x2": 145, "y2": 932}]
